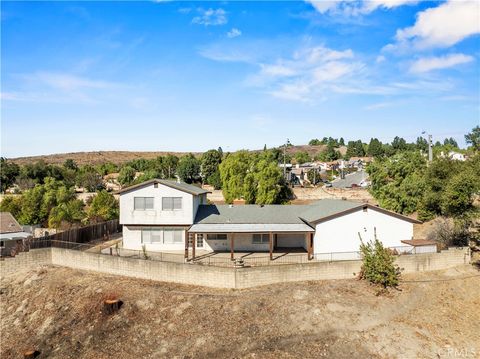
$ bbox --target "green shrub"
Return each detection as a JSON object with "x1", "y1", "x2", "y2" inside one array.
[{"x1": 359, "y1": 234, "x2": 401, "y2": 288}]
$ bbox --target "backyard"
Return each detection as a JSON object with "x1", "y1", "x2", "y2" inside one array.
[{"x1": 1, "y1": 264, "x2": 478, "y2": 358}]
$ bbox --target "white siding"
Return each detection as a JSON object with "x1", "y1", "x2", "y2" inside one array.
[
  {"x1": 313, "y1": 207, "x2": 414, "y2": 260},
  {"x1": 119, "y1": 183, "x2": 198, "y2": 226},
  {"x1": 201, "y1": 233, "x2": 270, "y2": 252},
  {"x1": 123, "y1": 226, "x2": 187, "y2": 251}
]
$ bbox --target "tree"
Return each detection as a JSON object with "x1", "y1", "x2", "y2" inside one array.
[
  {"x1": 48, "y1": 199, "x2": 85, "y2": 229},
  {"x1": 87, "y1": 190, "x2": 119, "y2": 223},
  {"x1": 219, "y1": 151, "x2": 251, "y2": 203},
  {"x1": 118, "y1": 166, "x2": 136, "y2": 186},
  {"x1": 309, "y1": 139, "x2": 321, "y2": 145},
  {"x1": 346, "y1": 140, "x2": 365, "y2": 158},
  {"x1": 76, "y1": 165, "x2": 103, "y2": 191},
  {"x1": 367, "y1": 138, "x2": 384, "y2": 157},
  {"x1": 391, "y1": 136, "x2": 407, "y2": 151},
  {"x1": 177, "y1": 154, "x2": 200, "y2": 184},
  {"x1": 255, "y1": 160, "x2": 290, "y2": 204},
  {"x1": 465, "y1": 126, "x2": 480, "y2": 151},
  {"x1": 307, "y1": 168, "x2": 322, "y2": 185},
  {"x1": 441, "y1": 170, "x2": 477, "y2": 217},
  {"x1": 0, "y1": 195, "x2": 22, "y2": 219},
  {"x1": 339, "y1": 137, "x2": 345, "y2": 146},
  {"x1": 359, "y1": 235, "x2": 401, "y2": 289},
  {"x1": 201, "y1": 149, "x2": 222, "y2": 185},
  {"x1": 415, "y1": 137, "x2": 428, "y2": 152},
  {"x1": 294, "y1": 151, "x2": 311, "y2": 164},
  {"x1": 0, "y1": 158, "x2": 20, "y2": 192},
  {"x1": 443, "y1": 137, "x2": 458, "y2": 148},
  {"x1": 63, "y1": 159, "x2": 78, "y2": 171},
  {"x1": 163, "y1": 154, "x2": 179, "y2": 179}
]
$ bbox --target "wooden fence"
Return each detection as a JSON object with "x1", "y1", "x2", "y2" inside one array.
[{"x1": 29, "y1": 220, "x2": 121, "y2": 249}]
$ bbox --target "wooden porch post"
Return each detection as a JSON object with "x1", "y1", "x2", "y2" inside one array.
[
  {"x1": 308, "y1": 233, "x2": 314, "y2": 260},
  {"x1": 192, "y1": 233, "x2": 196, "y2": 260},
  {"x1": 184, "y1": 230, "x2": 189, "y2": 260},
  {"x1": 230, "y1": 233, "x2": 235, "y2": 261},
  {"x1": 269, "y1": 232, "x2": 273, "y2": 260}
]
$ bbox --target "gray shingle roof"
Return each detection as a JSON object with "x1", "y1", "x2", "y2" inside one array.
[
  {"x1": 0, "y1": 212, "x2": 23, "y2": 234},
  {"x1": 194, "y1": 199, "x2": 363, "y2": 226},
  {"x1": 331, "y1": 170, "x2": 368, "y2": 189},
  {"x1": 117, "y1": 179, "x2": 210, "y2": 196}
]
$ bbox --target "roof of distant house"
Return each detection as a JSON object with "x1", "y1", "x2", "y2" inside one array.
[
  {"x1": 331, "y1": 170, "x2": 368, "y2": 189},
  {"x1": 116, "y1": 179, "x2": 210, "y2": 196},
  {"x1": 401, "y1": 239, "x2": 437, "y2": 247},
  {"x1": 0, "y1": 212, "x2": 23, "y2": 234}
]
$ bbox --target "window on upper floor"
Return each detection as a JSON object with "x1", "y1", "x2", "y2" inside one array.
[
  {"x1": 162, "y1": 197, "x2": 182, "y2": 211},
  {"x1": 134, "y1": 197, "x2": 154, "y2": 210}
]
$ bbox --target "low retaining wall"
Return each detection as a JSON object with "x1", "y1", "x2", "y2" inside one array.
[
  {"x1": 0, "y1": 249, "x2": 52, "y2": 277},
  {"x1": 0, "y1": 247, "x2": 471, "y2": 289}
]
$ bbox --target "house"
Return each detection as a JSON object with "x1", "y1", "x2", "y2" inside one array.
[
  {"x1": 0, "y1": 212, "x2": 32, "y2": 257},
  {"x1": 331, "y1": 170, "x2": 370, "y2": 189},
  {"x1": 118, "y1": 179, "x2": 421, "y2": 261}
]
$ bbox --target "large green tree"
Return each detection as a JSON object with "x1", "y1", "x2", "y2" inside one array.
[
  {"x1": 177, "y1": 153, "x2": 201, "y2": 184},
  {"x1": 465, "y1": 126, "x2": 480, "y2": 151},
  {"x1": 87, "y1": 190, "x2": 119, "y2": 222},
  {"x1": 118, "y1": 166, "x2": 136, "y2": 186},
  {"x1": 0, "y1": 158, "x2": 20, "y2": 192},
  {"x1": 367, "y1": 138, "x2": 384, "y2": 157},
  {"x1": 201, "y1": 149, "x2": 222, "y2": 187}
]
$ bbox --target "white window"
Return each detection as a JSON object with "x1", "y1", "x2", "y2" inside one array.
[
  {"x1": 163, "y1": 228, "x2": 183, "y2": 244},
  {"x1": 207, "y1": 233, "x2": 227, "y2": 240},
  {"x1": 141, "y1": 228, "x2": 162, "y2": 243},
  {"x1": 134, "y1": 197, "x2": 154, "y2": 210},
  {"x1": 162, "y1": 197, "x2": 182, "y2": 211},
  {"x1": 252, "y1": 233, "x2": 269, "y2": 244},
  {"x1": 196, "y1": 233, "x2": 204, "y2": 248}
]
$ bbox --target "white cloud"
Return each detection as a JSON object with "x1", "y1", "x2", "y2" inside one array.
[
  {"x1": 305, "y1": 0, "x2": 417, "y2": 16},
  {"x1": 409, "y1": 53, "x2": 474, "y2": 73},
  {"x1": 227, "y1": 28, "x2": 242, "y2": 38},
  {"x1": 22, "y1": 72, "x2": 115, "y2": 91},
  {"x1": 192, "y1": 8, "x2": 227, "y2": 26},
  {"x1": 390, "y1": 1, "x2": 480, "y2": 50}
]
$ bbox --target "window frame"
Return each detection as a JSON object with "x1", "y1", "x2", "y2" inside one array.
[
  {"x1": 207, "y1": 233, "x2": 228, "y2": 241},
  {"x1": 134, "y1": 197, "x2": 154, "y2": 211},
  {"x1": 252, "y1": 233, "x2": 270, "y2": 244},
  {"x1": 162, "y1": 197, "x2": 183, "y2": 211}
]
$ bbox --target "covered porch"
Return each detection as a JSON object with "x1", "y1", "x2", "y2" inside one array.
[{"x1": 185, "y1": 223, "x2": 315, "y2": 262}]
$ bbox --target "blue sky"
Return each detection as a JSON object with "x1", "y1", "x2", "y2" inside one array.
[{"x1": 1, "y1": 0, "x2": 479, "y2": 157}]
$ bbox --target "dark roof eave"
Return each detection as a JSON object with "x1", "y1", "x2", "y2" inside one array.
[
  {"x1": 306, "y1": 204, "x2": 422, "y2": 225},
  {"x1": 115, "y1": 179, "x2": 211, "y2": 196}
]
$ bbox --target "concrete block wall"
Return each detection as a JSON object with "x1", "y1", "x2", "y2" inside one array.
[
  {"x1": 0, "y1": 247, "x2": 471, "y2": 289},
  {"x1": 50, "y1": 248, "x2": 235, "y2": 288},
  {"x1": 0, "y1": 249, "x2": 52, "y2": 278}
]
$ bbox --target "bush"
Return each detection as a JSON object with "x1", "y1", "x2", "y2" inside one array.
[
  {"x1": 426, "y1": 217, "x2": 471, "y2": 247},
  {"x1": 359, "y1": 234, "x2": 401, "y2": 288}
]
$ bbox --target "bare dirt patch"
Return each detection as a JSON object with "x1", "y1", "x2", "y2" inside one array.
[{"x1": 1, "y1": 265, "x2": 479, "y2": 358}]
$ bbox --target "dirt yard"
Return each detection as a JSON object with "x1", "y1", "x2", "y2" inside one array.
[{"x1": 1, "y1": 265, "x2": 479, "y2": 359}]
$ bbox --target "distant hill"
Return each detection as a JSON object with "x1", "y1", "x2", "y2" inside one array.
[{"x1": 8, "y1": 145, "x2": 347, "y2": 166}]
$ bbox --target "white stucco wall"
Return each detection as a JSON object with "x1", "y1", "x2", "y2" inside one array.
[
  {"x1": 123, "y1": 226, "x2": 187, "y2": 251},
  {"x1": 313, "y1": 207, "x2": 414, "y2": 260},
  {"x1": 119, "y1": 183, "x2": 198, "y2": 225}
]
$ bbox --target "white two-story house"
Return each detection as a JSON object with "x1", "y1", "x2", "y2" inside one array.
[
  {"x1": 119, "y1": 179, "x2": 209, "y2": 251},
  {"x1": 118, "y1": 179, "x2": 426, "y2": 261}
]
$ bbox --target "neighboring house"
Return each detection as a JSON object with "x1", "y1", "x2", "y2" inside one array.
[
  {"x1": 439, "y1": 151, "x2": 467, "y2": 161},
  {"x1": 118, "y1": 179, "x2": 421, "y2": 261},
  {"x1": 0, "y1": 212, "x2": 32, "y2": 256},
  {"x1": 331, "y1": 170, "x2": 369, "y2": 189}
]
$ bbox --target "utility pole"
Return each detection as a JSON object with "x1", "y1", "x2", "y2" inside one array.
[
  {"x1": 422, "y1": 131, "x2": 433, "y2": 165},
  {"x1": 283, "y1": 138, "x2": 289, "y2": 180},
  {"x1": 428, "y1": 134, "x2": 433, "y2": 163}
]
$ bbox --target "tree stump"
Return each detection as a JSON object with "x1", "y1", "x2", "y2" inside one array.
[
  {"x1": 23, "y1": 350, "x2": 40, "y2": 358},
  {"x1": 103, "y1": 299, "x2": 123, "y2": 314}
]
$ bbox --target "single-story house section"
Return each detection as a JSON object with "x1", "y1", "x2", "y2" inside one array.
[
  {"x1": 118, "y1": 179, "x2": 422, "y2": 261},
  {"x1": 0, "y1": 212, "x2": 32, "y2": 257}
]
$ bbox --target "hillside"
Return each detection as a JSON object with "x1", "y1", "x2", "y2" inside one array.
[
  {"x1": 1, "y1": 265, "x2": 478, "y2": 358},
  {"x1": 8, "y1": 145, "x2": 347, "y2": 166}
]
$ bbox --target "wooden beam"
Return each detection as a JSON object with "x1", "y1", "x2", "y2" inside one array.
[
  {"x1": 308, "y1": 233, "x2": 314, "y2": 260},
  {"x1": 184, "y1": 230, "x2": 189, "y2": 260},
  {"x1": 192, "y1": 233, "x2": 196, "y2": 260},
  {"x1": 230, "y1": 233, "x2": 235, "y2": 261},
  {"x1": 269, "y1": 232, "x2": 273, "y2": 260}
]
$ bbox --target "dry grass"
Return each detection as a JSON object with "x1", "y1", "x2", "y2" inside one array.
[{"x1": 1, "y1": 265, "x2": 479, "y2": 358}]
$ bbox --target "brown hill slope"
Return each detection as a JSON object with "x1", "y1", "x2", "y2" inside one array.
[{"x1": 9, "y1": 145, "x2": 347, "y2": 166}]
